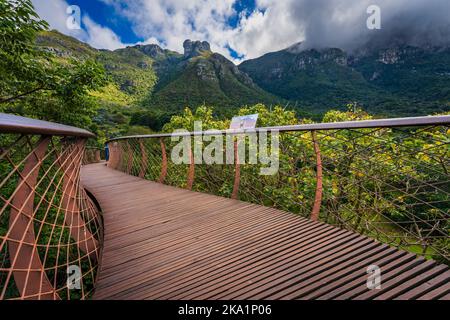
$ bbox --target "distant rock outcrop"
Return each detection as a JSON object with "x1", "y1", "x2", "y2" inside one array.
[
  {"x1": 239, "y1": 42, "x2": 450, "y2": 116},
  {"x1": 183, "y1": 40, "x2": 211, "y2": 58},
  {"x1": 36, "y1": 30, "x2": 450, "y2": 117},
  {"x1": 134, "y1": 44, "x2": 165, "y2": 59}
]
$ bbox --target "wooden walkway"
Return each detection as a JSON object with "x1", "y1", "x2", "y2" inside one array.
[{"x1": 81, "y1": 163, "x2": 450, "y2": 300}]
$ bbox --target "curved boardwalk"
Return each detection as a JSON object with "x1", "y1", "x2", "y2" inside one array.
[{"x1": 81, "y1": 163, "x2": 450, "y2": 300}]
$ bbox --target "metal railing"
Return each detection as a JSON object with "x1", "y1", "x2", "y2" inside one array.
[
  {"x1": 0, "y1": 113, "x2": 103, "y2": 300},
  {"x1": 106, "y1": 115, "x2": 450, "y2": 265}
]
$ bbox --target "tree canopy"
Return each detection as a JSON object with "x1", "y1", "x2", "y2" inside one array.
[{"x1": 0, "y1": 0, "x2": 107, "y2": 128}]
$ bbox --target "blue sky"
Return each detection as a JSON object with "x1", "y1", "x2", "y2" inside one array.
[
  {"x1": 69, "y1": 0, "x2": 256, "y2": 52},
  {"x1": 32, "y1": 0, "x2": 450, "y2": 63},
  {"x1": 68, "y1": 0, "x2": 140, "y2": 44},
  {"x1": 32, "y1": 0, "x2": 269, "y2": 62}
]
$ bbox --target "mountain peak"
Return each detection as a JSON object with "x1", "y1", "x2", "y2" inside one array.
[
  {"x1": 183, "y1": 39, "x2": 211, "y2": 58},
  {"x1": 285, "y1": 41, "x2": 305, "y2": 53},
  {"x1": 133, "y1": 43, "x2": 165, "y2": 59}
]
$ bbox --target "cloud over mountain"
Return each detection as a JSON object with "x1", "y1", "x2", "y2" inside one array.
[
  {"x1": 103, "y1": 0, "x2": 450, "y2": 60},
  {"x1": 285, "y1": 0, "x2": 450, "y2": 51},
  {"x1": 33, "y1": 0, "x2": 450, "y2": 62},
  {"x1": 32, "y1": 0, "x2": 129, "y2": 50}
]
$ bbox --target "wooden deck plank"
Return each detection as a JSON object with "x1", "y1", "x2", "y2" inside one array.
[
  {"x1": 144, "y1": 224, "x2": 335, "y2": 300},
  {"x1": 80, "y1": 163, "x2": 450, "y2": 300}
]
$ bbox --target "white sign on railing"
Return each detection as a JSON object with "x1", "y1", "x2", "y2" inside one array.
[{"x1": 229, "y1": 114, "x2": 258, "y2": 130}]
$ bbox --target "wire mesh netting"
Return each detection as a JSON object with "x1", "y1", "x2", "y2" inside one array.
[
  {"x1": 108, "y1": 125, "x2": 449, "y2": 265},
  {"x1": 0, "y1": 134, "x2": 103, "y2": 300}
]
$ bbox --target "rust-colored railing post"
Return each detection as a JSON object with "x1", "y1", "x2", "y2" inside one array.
[
  {"x1": 159, "y1": 138, "x2": 168, "y2": 183},
  {"x1": 108, "y1": 142, "x2": 119, "y2": 170},
  {"x1": 231, "y1": 139, "x2": 241, "y2": 200},
  {"x1": 139, "y1": 139, "x2": 148, "y2": 179},
  {"x1": 310, "y1": 131, "x2": 323, "y2": 221},
  {"x1": 116, "y1": 142, "x2": 124, "y2": 171},
  {"x1": 113, "y1": 142, "x2": 120, "y2": 169},
  {"x1": 7, "y1": 136, "x2": 57, "y2": 300},
  {"x1": 95, "y1": 150, "x2": 101, "y2": 162}
]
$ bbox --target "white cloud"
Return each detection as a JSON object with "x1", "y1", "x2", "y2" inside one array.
[
  {"x1": 33, "y1": 0, "x2": 450, "y2": 62},
  {"x1": 98, "y1": 0, "x2": 306, "y2": 61},
  {"x1": 101, "y1": 0, "x2": 450, "y2": 62},
  {"x1": 32, "y1": 0, "x2": 127, "y2": 50},
  {"x1": 83, "y1": 16, "x2": 129, "y2": 50},
  {"x1": 101, "y1": 0, "x2": 244, "y2": 62},
  {"x1": 229, "y1": 2, "x2": 306, "y2": 59},
  {"x1": 138, "y1": 37, "x2": 163, "y2": 47},
  {"x1": 32, "y1": 0, "x2": 85, "y2": 38}
]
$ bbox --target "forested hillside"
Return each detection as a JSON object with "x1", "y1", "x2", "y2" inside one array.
[
  {"x1": 31, "y1": 30, "x2": 280, "y2": 138},
  {"x1": 239, "y1": 43, "x2": 450, "y2": 116}
]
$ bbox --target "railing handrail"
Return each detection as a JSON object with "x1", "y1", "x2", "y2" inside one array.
[
  {"x1": 106, "y1": 115, "x2": 450, "y2": 143},
  {"x1": 0, "y1": 113, "x2": 95, "y2": 138},
  {"x1": 105, "y1": 113, "x2": 449, "y2": 265}
]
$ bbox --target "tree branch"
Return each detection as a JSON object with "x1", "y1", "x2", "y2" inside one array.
[{"x1": 0, "y1": 86, "x2": 46, "y2": 104}]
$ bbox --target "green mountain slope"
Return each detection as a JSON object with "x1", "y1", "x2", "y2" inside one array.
[
  {"x1": 96, "y1": 48, "x2": 157, "y2": 99},
  {"x1": 351, "y1": 46, "x2": 450, "y2": 115},
  {"x1": 36, "y1": 31, "x2": 450, "y2": 119},
  {"x1": 36, "y1": 30, "x2": 159, "y2": 136},
  {"x1": 140, "y1": 40, "x2": 280, "y2": 116},
  {"x1": 239, "y1": 44, "x2": 450, "y2": 116},
  {"x1": 37, "y1": 30, "x2": 97, "y2": 59},
  {"x1": 37, "y1": 30, "x2": 157, "y2": 104},
  {"x1": 37, "y1": 32, "x2": 279, "y2": 118},
  {"x1": 239, "y1": 48, "x2": 381, "y2": 111}
]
